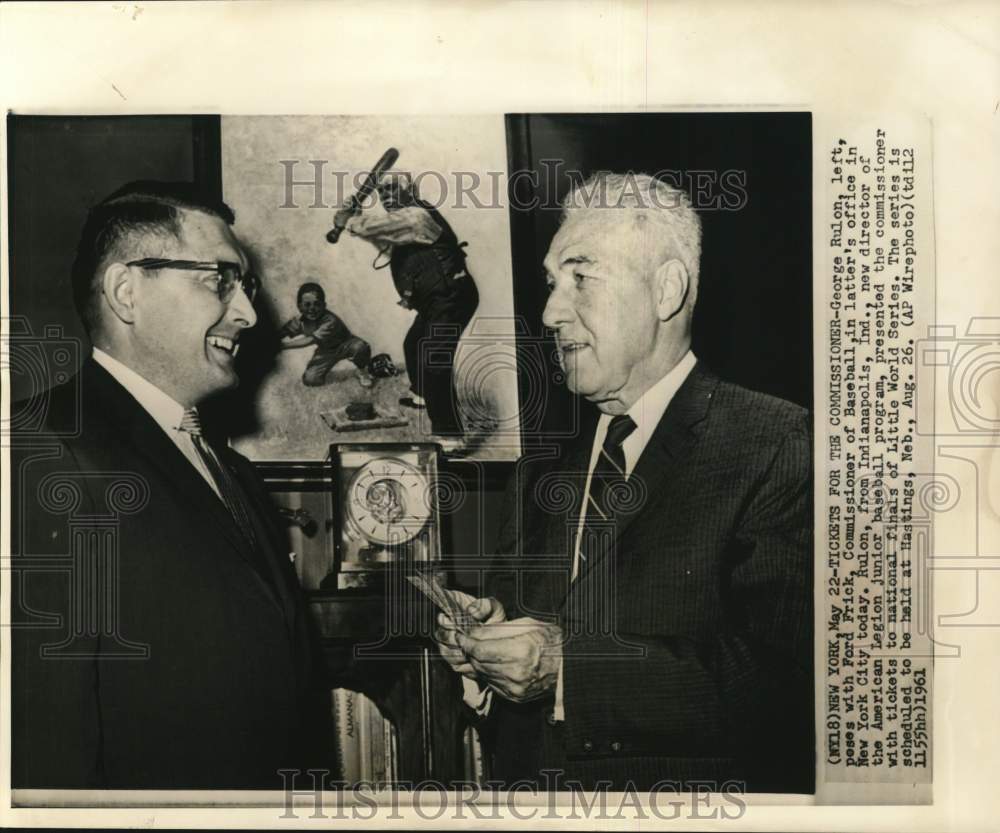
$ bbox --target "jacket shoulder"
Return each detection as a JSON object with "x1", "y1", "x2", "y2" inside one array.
[
  {"x1": 13, "y1": 373, "x2": 92, "y2": 441},
  {"x1": 710, "y1": 378, "x2": 810, "y2": 439}
]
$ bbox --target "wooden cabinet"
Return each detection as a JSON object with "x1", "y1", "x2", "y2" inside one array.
[
  {"x1": 259, "y1": 460, "x2": 504, "y2": 783},
  {"x1": 309, "y1": 591, "x2": 468, "y2": 782}
]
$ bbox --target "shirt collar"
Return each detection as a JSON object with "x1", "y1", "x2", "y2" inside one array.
[
  {"x1": 594, "y1": 349, "x2": 697, "y2": 475},
  {"x1": 92, "y1": 347, "x2": 191, "y2": 434}
]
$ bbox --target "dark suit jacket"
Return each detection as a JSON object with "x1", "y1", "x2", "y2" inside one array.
[
  {"x1": 483, "y1": 364, "x2": 814, "y2": 793},
  {"x1": 11, "y1": 359, "x2": 325, "y2": 789}
]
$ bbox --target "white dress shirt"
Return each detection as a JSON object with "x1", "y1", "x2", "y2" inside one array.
[
  {"x1": 464, "y1": 350, "x2": 698, "y2": 719},
  {"x1": 570, "y1": 349, "x2": 698, "y2": 582},
  {"x1": 92, "y1": 347, "x2": 221, "y2": 498}
]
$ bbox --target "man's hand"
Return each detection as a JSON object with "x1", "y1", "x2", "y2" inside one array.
[
  {"x1": 433, "y1": 591, "x2": 505, "y2": 679},
  {"x1": 456, "y1": 618, "x2": 562, "y2": 703},
  {"x1": 333, "y1": 204, "x2": 359, "y2": 230}
]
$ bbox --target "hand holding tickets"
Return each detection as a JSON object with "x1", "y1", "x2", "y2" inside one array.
[
  {"x1": 419, "y1": 575, "x2": 505, "y2": 679},
  {"x1": 422, "y1": 576, "x2": 561, "y2": 701},
  {"x1": 407, "y1": 573, "x2": 479, "y2": 633}
]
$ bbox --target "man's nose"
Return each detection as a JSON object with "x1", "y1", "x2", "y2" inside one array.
[
  {"x1": 542, "y1": 285, "x2": 574, "y2": 330},
  {"x1": 228, "y1": 286, "x2": 258, "y2": 329}
]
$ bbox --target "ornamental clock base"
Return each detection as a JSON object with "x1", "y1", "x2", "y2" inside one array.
[
  {"x1": 257, "y1": 453, "x2": 482, "y2": 783},
  {"x1": 328, "y1": 443, "x2": 442, "y2": 590}
]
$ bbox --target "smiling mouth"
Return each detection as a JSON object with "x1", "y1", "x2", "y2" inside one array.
[
  {"x1": 207, "y1": 334, "x2": 240, "y2": 358},
  {"x1": 555, "y1": 341, "x2": 589, "y2": 370}
]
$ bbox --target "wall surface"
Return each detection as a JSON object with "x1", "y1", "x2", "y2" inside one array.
[{"x1": 7, "y1": 115, "x2": 212, "y2": 402}]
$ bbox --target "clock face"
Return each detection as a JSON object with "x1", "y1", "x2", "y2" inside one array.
[{"x1": 345, "y1": 457, "x2": 432, "y2": 546}]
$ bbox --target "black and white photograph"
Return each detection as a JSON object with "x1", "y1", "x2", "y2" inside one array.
[
  {"x1": 6, "y1": 109, "x2": 813, "y2": 795},
  {"x1": 2, "y1": 2, "x2": 997, "y2": 831}
]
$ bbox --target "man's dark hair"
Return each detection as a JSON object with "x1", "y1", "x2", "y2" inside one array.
[
  {"x1": 297, "y1": 282, "x2": 326, "y2": 305},
  {"x1": 71, "y1": 181, "x2": 236, "y2": 335}
]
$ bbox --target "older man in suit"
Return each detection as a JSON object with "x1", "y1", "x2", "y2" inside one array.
[
  {"x1": 436, "y1": 173, "x2": 813, "y2": 793},
  {"x1": 11, "y1": 182, "x2": 326, "y2": 789}
]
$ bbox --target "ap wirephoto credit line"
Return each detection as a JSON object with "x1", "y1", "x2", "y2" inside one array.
[{"x1": 819, "y1": 118, "x2": 934, "y2": 803}]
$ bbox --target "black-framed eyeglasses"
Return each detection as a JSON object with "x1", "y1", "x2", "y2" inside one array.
[{"x1": 126, "y1": 259, "x2": 259, "y2": 303}]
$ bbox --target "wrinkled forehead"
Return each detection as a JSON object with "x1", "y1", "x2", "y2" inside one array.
[
  {"x1": 176, "y1": 209, "x2": 248, "y2": 269},
  {"x1": 544, "y1": 210, "x2": 649, "y2": 275}
]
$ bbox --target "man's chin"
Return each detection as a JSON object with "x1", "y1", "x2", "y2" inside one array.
[
  {"x1": 220, "y1": 366, "x2": 240, "y2": 388},
  {"x1": 564, "y1": 376, "x2": 597, "y2": 401},
  {"x1": 566, "y1": 376, "x2": 614, "y2": 406},
  {"x1": 562, "y1": 365, "x2": 597, "y2": 396},
  {"x1": 205, "y1": 361, "x2": 241, "y2": 395}
]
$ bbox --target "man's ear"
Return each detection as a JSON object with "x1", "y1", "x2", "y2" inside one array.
[
  {"x1": 102, "y1": 263, "x2": 137, "y2": 325},
  {"x1": 653, "y1": 259, "x2": 690, "y2": 322}
]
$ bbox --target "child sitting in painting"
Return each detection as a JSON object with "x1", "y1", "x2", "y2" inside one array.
[{"x1": 279, "y1": 282, "x2": 375, "y2": 388}]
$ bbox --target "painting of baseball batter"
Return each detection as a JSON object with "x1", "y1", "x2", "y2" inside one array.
[
  {"x1": 220, "y1": 115, "x2": 522, "y2": 461},
  {"x1": 347, "y1": 172, "x2": 480, "y2": 439}
]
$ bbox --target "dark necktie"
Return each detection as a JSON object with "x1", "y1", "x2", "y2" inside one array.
[
  {"x1": 577, "y1": 414, "x2": 637, "y2": 573},
  {"x1": 178, "y1": 408, "x2": 257, "y2": 550}
]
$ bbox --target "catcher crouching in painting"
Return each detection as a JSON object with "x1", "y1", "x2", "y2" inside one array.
[{"x1": 279, "y1": 280, "x2": 376, "y2": 388}]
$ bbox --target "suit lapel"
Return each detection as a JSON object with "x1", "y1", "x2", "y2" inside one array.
[
  {"x1": 84, "y1": 361, "x2": 283, "y2": 609},
  {"x1": 541, "y1": 438, "x2": 592, "y2": 613},
  {"x1": 570, "y1": 363, "x2": 721, "y2": 588},
  {"x1": 221, "y1": 448, "x2": 299, "y2": 624},
  {"x1": 542, "y1": 439, "x2": 591, "y2": 565}
]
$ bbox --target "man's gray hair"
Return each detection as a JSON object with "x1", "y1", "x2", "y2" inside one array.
[{"x1": 561, "y1": 173, "x2": 702, "y2": 281}]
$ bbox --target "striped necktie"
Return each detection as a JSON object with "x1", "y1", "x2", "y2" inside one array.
[
  {"x1": 178, "y1": 408, "x2": 257, "y2": 549},
  {"x1": 578, "y1": 414, "x2": 637, "y2": 568}
]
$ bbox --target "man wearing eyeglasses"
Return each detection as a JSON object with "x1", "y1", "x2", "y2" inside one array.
[{"x1": 11, "y1": 181, "x2": 328, "y2": 789}]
